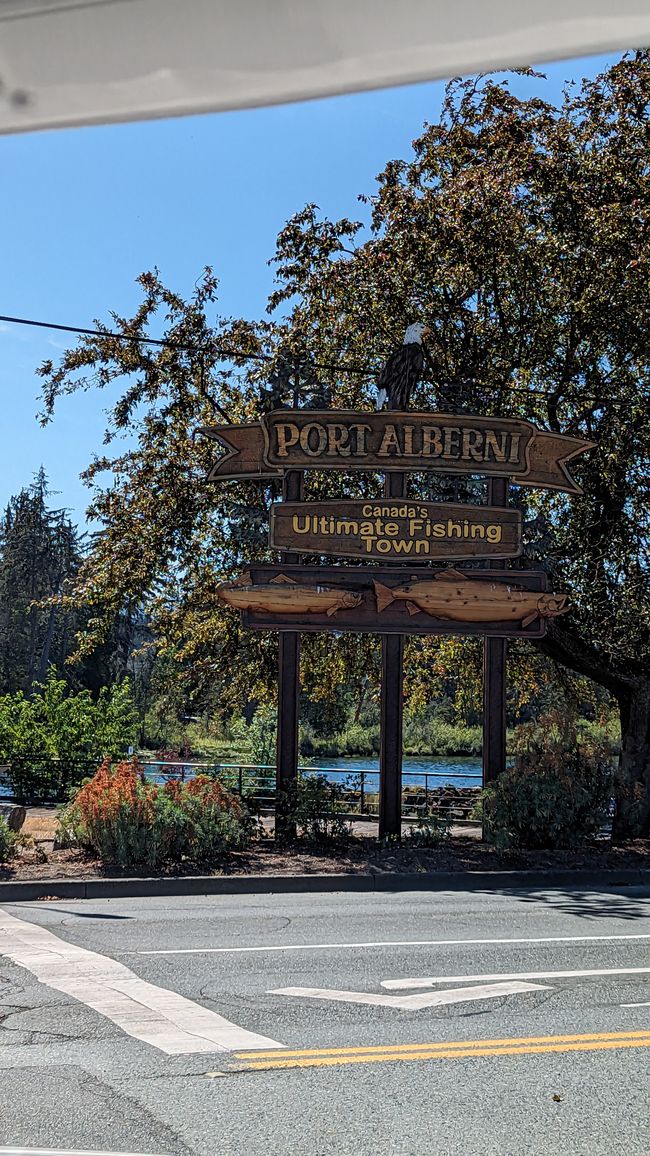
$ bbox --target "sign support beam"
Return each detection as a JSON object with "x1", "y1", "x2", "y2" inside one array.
[
  {"x1": 482, "y1": 476, "x2": 509, "y2": 787},
  {"x1": 379, "y1": 470, "x2": 405, "y2": 840},
  {"x1": 275, "y1": 469, "x2": 303, "y2": 842}
]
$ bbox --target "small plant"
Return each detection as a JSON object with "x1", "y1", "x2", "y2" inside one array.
[
  {"x1": 405, "y1": 812, "x2": 452, "y2": 847},
  {"x1": 279, "y1": 774, "x2": 353, "y2": 845},
  {"x1": 479, "y1": 712, "x2": 613, "y2": 849},
  {"x1": 57, "y1": 759, "x2": 251, "y2": 867},
  {"x1": 0, "y1": 817, "x2": 17, "y2": 863},
  {"x1": 247, "y1": 705, "x2": 277, "y2": 766}
]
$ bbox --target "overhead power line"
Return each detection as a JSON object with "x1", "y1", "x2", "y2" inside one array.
[
  {"x1": 0, "y1": 312, "x2": 371, "y2": 376},
  {"x1": 0, "y1": 311, "x2": 610, "y2": 405}
]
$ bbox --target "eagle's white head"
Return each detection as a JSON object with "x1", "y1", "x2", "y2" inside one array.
[{"x1": 403, "y1": 322, "x2": 428, "y2": 345}]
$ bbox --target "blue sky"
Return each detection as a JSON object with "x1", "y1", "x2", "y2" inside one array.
[{"x1": 0, "y1": 53, "x2": 617, "y2": 525}]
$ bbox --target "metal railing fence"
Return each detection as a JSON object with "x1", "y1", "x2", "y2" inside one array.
[
  {"x1": 143, "y1": 760, "x2": 481, "y2": 823},
  {"x1": 0, "y1": 756, "x2": 482, "y2": 822}
]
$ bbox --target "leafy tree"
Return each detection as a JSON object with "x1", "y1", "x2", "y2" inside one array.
[
  {"x1": 38, "y1": 54, "x2": 650, "y2": 834},
  {"x1": 246, "y1": 704, "x2": 277, "y2": 766},
  {"x1": 0, "y1": 671, "x2": 139, "y2": 765},
  {"x1": 94, "y1": 679, "x2": 141, "y2": 758}
]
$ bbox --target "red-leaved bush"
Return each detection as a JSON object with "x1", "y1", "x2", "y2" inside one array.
[{"x1": 57, "y1": 759, "x2": 250, "y2": 867}]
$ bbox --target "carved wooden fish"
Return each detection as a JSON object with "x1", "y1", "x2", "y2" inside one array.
[
  {"x1": 374, "y1": 568, "x2": 569, "y2": 627},
  {"x1": 217, "y1": 573, "x2": 363, "y2": 617}
]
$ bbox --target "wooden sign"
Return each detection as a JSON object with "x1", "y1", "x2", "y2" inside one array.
[
  {"x1": 270, "y1": 500, "x2": 522, "y2": 561},
  {"x1": 197, "y1": 423, "x2": 282, "y2": 481},
  {"x1": 200, "y1": 410, "x2": 594, "y2": 494},
  {"x1": 217, "y1": 565, "x2": 567, "y2": 639}
]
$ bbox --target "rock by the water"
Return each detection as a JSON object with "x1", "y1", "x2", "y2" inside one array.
[{"x1": 0, "y1": 803, "x2": 26, "y2": 831}]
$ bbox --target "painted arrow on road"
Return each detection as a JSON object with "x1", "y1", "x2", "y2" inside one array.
[
  {"x1": 270, "y1": 980, "x2": 549, "y2": 1010},
  {"x1": 381, "y1": 966, "x2": 650, "y2": 990}
]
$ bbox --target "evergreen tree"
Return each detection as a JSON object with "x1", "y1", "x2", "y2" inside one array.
[{"x1": 0, "y1": 470, "x2": 84, "y2": 692}]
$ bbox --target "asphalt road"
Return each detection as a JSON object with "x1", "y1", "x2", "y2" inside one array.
[{"x1": 1, "y1": 883, "x2": 650, "y2": 1155}]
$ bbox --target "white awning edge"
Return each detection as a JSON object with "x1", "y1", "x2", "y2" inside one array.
[{"x1": 0, "y1": 0, "x2": 647, "y2": 134}]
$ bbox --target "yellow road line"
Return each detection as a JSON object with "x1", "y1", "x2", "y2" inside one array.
[
  {"x1": 235, "y1": 1029, "x2": 650, "y2": 1061},
  {"x1": 231, "y1": 1031, "x2": 650, "y2": 1071},
  {"x1": 235, "y1": 1038, "x2": 650, "y2": 1070}
]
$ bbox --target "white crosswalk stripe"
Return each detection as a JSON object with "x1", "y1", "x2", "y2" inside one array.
[{"x1": 0, "y1": 909, "x2": 284, "y2": 1055}]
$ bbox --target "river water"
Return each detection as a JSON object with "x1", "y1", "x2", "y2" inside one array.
[
  {"x1": 142, "y1": 753, "x2": 484, "y2": 792},
  {"x1": 300, "y1": 754, "x2": 483, "y2": 790}
]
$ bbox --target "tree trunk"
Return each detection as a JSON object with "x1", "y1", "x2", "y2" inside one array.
[
  {"x1": 25, "y1": 604, "x2": 40, "y2": 692},
  {"x1": 353, "y1": 680, "x2": 368, "y2": 725},
  {"x1": 243, "y1": 698, "x2": 258, "y2": 725},
  {"x1": 36, "y1": 605, "x2": 57, "y2": 684},
  {"x1": 613, "y1": 678, "x2": 650, "y2": 839},
  {"x1": 538, "y1": 622, "x2": 650, "y2": 839}
]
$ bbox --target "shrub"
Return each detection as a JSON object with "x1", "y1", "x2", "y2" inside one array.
[
  {"x1": 0, "y1": 817, "x2": 16, "y2": 863},
  {"x1": 478, "y1": 713, "x2": 613, "y2": 849},
  {"x1": 57, "y1": 760, "x2": 251, "y2": 867},
  {"x1": 406, "y1": 813, "x2": 452, "y2": 847},
  {"x1": 279, "y1": 774, "x2": 353, "y2": 845}
]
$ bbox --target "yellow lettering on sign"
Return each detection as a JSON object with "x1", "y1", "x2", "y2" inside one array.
[
  {"x1": 326, "y1": 424, "x2": 351, "y2": 457},
  {"x1": 484, "y1": 430, "x2": 509, "y2": 463},
  {"x1": 508, "y1": 433, "x2": 522, "y2": 463},
  {"x1": 275, "y1": 423, "x2": 299, "y2": 457},
  {"x1": 443, "y1": 427, "x2": 461, "y2": 458},
  {"x1": 299, "y1": 423, "x2": 327, "y2": 456},
  {"x1": 462, "y1": 429, "x2": 485, "y2": 462},
  {"x1": 351, "y1": 423, "x2": 371, "y2": 454},
  {"x1": 378, "y1": 424, "x2": 401, "y2": 456},
  {"x1": 421, "y1": 426, "x2": 444, "y2": 457}
]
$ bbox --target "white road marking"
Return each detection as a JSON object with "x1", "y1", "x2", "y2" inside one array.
[
  {"x1": 621, "y1": 1001, "x2": 650, "y2": 1008},
  {"x1": 270, "y1": 980, "x2": 549, "y2": 1010},
  {"x1": 137, "y1": 932, "x2": 650, "y2": 956},
  {"x1": 0, "y1": 909, "x2": 284, "y2": 1055},
  {"x1": 382, "y1": 966, "x2": 650, "y2": 989}
]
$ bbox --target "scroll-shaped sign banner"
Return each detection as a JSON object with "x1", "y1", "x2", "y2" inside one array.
[{"x1": 198, "y1": 410, "x2": 594, "y2": 495}]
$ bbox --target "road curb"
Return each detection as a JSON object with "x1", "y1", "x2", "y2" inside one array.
[{"x1": 0, "y1": 866, "x2": 649, "y2": 901}]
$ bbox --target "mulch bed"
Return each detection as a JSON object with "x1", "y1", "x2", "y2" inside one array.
[{"x1": 2, "y1": 834, "x2": 649, "y2": 881}]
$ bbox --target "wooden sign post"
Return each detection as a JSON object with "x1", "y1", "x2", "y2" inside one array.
[
  {"x1": 379, "y1": 469, "x2": 406, "y2": 841},
  {"x1": 202, "y1": 402, "x2": 592, "y2": 842},
  {"x1": 275, "y1": 469, "x2": 303, "y2": 842},
  {"x1": 483, "y1": 477, "x2": 510, "y2": 785}
]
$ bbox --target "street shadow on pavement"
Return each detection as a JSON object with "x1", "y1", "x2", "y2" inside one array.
[{"x1": 482, "y1": 884, "x2": 650, "y2": 920}]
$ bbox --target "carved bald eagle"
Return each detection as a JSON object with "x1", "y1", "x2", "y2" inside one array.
[{"x1": 375, "y1": 323, "x2": 429, "y2": 411}]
